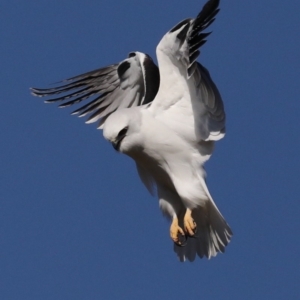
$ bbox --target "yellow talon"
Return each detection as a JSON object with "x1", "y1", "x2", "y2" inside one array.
[
  {"x1": 170, "y1": 217, "x2": 185, "y2": 245},
  {"x1": 184, "y1": 209, "x2": 196, "y2": 236}
]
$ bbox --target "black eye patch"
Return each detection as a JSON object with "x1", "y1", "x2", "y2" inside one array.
[{"x1": 118, "y1": 127, "x2": 128, "y2": 138}]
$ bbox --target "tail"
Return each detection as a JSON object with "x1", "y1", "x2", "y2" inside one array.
[{"x1": 174, "y1": 201, "x2": 232, "y2": 262}]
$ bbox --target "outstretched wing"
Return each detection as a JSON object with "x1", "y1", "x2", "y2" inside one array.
[
  {"x1": 31, "y1": 51, "x2": 159, "y2": 128},
  {"x1": 150, "y1": 0, "x2": 225, "y2": 142},
  {"x1": 187, "y1": 0, "x2": 225, "y2": 141}
]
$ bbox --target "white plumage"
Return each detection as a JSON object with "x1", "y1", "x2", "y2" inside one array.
[{"x1": 31, "y1": 0, "x2": 232, "y2": 262}]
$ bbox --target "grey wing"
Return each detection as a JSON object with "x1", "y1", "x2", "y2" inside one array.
[
  {"x1": 194, "y1": 62, "x2": 225, "y2": 141},
  {"x1": 31, "y1": 52, "x2": 159, "y2": 128},
  {"x1": 152, "y1": 0, "x2": 224, "y2": 141},
  {"x1": 187, "y1": 0, "x2": 225, "y2": 140}
]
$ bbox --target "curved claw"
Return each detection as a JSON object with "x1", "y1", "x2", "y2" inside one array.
[
  {"x1": 170, "y1": 217, "x2": 186, "y2": 246},
  {"x1": 188, "y1": 227, "x2": 198, "y2": 238},
  {"x1": 176, "y1": 231, "x2": 187, "y2": 247}
]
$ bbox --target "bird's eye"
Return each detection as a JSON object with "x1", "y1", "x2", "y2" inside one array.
[
  {"x1": 128, "y1": 52, "x2": 136, "y2": 58},
  {"x1": 118, "y1": 127, "x2": 128, "y2": 138}
]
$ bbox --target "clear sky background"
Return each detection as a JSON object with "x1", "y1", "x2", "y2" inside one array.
[{"x1": 1, "y1": 0, "x2": 300, "y2": 299}]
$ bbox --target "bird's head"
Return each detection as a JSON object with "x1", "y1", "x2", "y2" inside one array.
[{"x1": 103, "y1": 108, "x2": 142, "y2": 154}]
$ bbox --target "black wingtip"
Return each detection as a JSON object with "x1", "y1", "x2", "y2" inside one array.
[
  {"x1": 30, "y1": 87, "x2": 43, "y2": 97},
  {"x1": 186, "y1": 0, "x2": 221, "y2": 77}
]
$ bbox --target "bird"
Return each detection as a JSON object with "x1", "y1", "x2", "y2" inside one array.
[{"x1": 31, "y1": 0, "x2": 232, "y2": 262}]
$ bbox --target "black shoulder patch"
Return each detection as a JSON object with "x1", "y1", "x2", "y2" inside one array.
[
  {"x1": 142, "y1": 56, "x2": 160, "y2": 105},
  {"x1": 169, "y1": 18, "x2": 191, "y2": 33},
  {"x1": 117, "y1": 61, "x2": 131, "y2": 78}
]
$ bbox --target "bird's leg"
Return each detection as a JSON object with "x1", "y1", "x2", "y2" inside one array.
[
  {"x1": 184, "y1": 208, "x2": 197, "y2": 236},
  {"x1": 170, "y1": 216, "x2": 186, "y2": 246}
]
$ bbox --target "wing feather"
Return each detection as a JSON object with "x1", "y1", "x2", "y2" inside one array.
[
  {"x1": 187, "y1": 0, "x2": 220, "y2": 76},
  {"x1": 31, "y1": 52, "x2": 159, "y2": 128},
  {"x1": 151, "y1": 0, "x2": 224, "y2": 142},
  {"x1": 196, "y1": 63, "x2": 225, "y2": 140}
]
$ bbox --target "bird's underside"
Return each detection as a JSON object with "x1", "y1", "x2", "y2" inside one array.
[
  {"x1": 123, "y1": 108, "x2": 232, "y2": 261},
  {"x1": 31, "y1": 0, "x2": 232, "y2": 262}
]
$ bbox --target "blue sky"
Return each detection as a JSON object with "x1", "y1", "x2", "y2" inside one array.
[{"x1": 1, "y1": 0, "x2": 300, "y2": 299}]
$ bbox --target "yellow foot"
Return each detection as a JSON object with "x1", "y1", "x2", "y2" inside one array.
[
  {"x1": 184, "y1": 209, "x2": 197, "y2": 236},
  {"x1": 170, "y1": 217, "x2": 186, "y2": 246}
]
